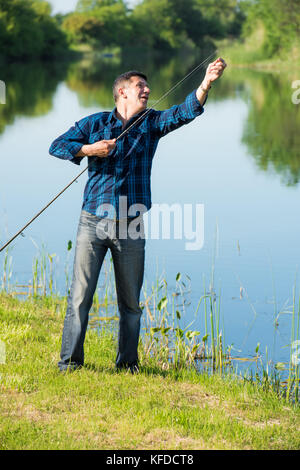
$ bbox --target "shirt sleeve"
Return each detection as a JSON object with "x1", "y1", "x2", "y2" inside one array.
[
  {"x1": 150, "y1": 89, "x2": 206, "y2": 138},
  {"x1": 49, "y1": 116, "x2": 91, "y2": 165}
]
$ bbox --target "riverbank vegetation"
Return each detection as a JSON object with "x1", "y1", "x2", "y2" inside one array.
[
  {"x1": 0, "y1": 0, "x2": 68, "y2": 61},
  {"x1": 0, "y1": 0, "x2": 242, "y2": 62},
  {"x1": 0, "y1": 292, "x2": 299, "y2": 450},
  {"x1": 61, "y1": 0, "x2": 243, "y2": 53},
  {"x1": 1, "y1": 0, "x2": 299, "y2": 67},
  {"x1": 1, "y1": 0, "x2": 300, "y2": 452},
  {"x1": 1, "y1": 240, "x2": 299, "y2": 406},
  {"x1": 219, "y1": 0, "x2": 300, "y2": 67}
]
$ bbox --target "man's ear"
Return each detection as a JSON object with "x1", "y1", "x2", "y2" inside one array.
[{"x1": 118, "y1": 86, "x2": 127, "y2": 100}]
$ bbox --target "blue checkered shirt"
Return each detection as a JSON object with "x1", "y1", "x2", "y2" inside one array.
[{"x1": 49, "y1": 90, "x2": 205, "y2": 218}]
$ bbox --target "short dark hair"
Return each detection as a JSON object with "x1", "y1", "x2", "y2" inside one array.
[{"x1": 113, "y1": 70, "x2": 148, "y2": 102}]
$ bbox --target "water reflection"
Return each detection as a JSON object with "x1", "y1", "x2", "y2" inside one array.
[
  {"x1": 212, "y1": 68, "x2": 300, "y2": 187},
  {"x1": 1, "y1": 53, "x2": 299, "y2": 187},
  {"x1": 242, "y1": 72, "x2": 300, "y2": 187},
  {"x1": 65, "y1": 55, "x2": 300, "y2": 188},
  {"x1": 0, "y1": 61, "x2": 68, "y2": 135},
  {"x1": 65, "y1": 48, "x2": 214, "y2": 109},
  {"x1": 1, "y1": 53, "x2": 299, "y2": 374}
]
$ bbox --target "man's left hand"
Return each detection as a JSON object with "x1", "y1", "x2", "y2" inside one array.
[{"x1": 202, "y1": 57, "x2": 227, "y2": 90}]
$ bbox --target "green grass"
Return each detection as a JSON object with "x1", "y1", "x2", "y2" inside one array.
[
  {"x1": 217, "y1": 24, "x2": 300, "y2": 71},
  {"x1": 0, "y1": 294, "x2": 299, "y2": 450}
]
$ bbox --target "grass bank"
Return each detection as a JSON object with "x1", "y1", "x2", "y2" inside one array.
[
  {"x1": 0, "y1": 293, "x2": 299, "y2": 450},
  {"x1": 218, "y1": 25, "x2": 300, "y2": 72}
]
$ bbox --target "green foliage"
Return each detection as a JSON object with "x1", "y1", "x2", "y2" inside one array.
[
  {"x1": 130, "y1": 0, "x2": 208, "y2": 50},
  {"x1": 63, "y1": 0, "x2": 130, "y2": 47},
  {"x1": 240, "y1": 0, "x2": 300, "y2": 57},
  {"x1": 0, "y1": 0, "x2": 68, "y2": 60},
  {"x1": 76, "y1": 0, "x2": 123, "y2": 11},
  {"x1": 1, "y1": 0, "x2": 298, "y2": 60},
  {"x1": 64, "y1": 0, "x2": 240, "y2": 51},
  {"x1": 62, "y1": 13, "x2": 104, "y2": 46},
  {"x1": 195, "y1": 0, "x2": 245, "y2": 38},
  {"x1": 64, "y1": 0, "x2": 300, "y2": 58},
  {"x1": 62, "y1": 0, "x2": 247, "y2": 51},
  {"x1": 1, "y1": 291, "x2": 299, "y2": 449}
]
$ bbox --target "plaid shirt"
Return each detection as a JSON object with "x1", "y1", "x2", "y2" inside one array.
[{"x1": 49, "y1": 90, "x2": 205, "y2": 218}]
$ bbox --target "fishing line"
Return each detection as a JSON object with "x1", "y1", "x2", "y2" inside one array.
[
  {"x1": 116, "y1": 49, "x2": 217, "y2": 140},
  {"x1": 0, "y1": 49, "x2": 217, "y2": 253}
]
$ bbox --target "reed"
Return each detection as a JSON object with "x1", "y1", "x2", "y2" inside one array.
[
  {"x1": 1, "y1": 247, "x2": 13, "y2": 293},
  {"x1": 0, "y1": 239, "x2": 299, "y2": 404},
  {"x1": 286, "y1": 285, "x2": 300, "y2": 402}
]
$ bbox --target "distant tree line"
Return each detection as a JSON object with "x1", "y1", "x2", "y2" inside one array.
[
  {"x1": 0, "y1": 0, "x2": 299, "y2": 61},
  {"x1": 240, "y1": 0, "x2": 300, "y2": 58},
  {"x1": 0, "y1": 0, "x2": 68, "y2": 61},
  {"x1": 62, "y1": 0, "x2": 244, "y2": 51}
]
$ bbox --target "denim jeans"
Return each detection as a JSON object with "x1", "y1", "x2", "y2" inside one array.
[{"x1": 58, "y1": 210, "x2": 145, "y2": 371}]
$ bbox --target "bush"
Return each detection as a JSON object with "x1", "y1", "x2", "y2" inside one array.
[{"x1": 0, "y1": 0, "x2": 68, "y2": 61}]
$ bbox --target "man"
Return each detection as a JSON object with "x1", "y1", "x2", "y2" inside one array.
[{"x1": 49, "y1": 57, "x2": 226, "y2": 373}]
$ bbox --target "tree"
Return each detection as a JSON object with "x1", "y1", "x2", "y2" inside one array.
[
  {"x1": 63, "y1": 0, "x2": 131, "y2": 47},
  {"x1": 76, "y1": 0, "x2": 122, "y2": 11},
  {"x1": 0, "y1": 0, "x2": 68, "y2": 61},
  {"x1": 195, "y1": 0, "x2": 245, "y2": 38},
  {"x1": 240, "y1": 0, "x2": 300, "y2": 57},
  {"x1": 62, "y1": 13, "x2": 104, "y2": 46},
  {"x1": 130, "y1": 0, "x2": 209, "y2": 50}
]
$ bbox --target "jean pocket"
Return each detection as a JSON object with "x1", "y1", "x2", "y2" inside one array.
[{"x1": 79, "y1": 210, "x2": 99, "y2": 227}]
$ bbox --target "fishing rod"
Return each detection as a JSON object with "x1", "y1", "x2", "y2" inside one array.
[{"x1": 0, "y1": 50, "x2": 217, "y2": 253}]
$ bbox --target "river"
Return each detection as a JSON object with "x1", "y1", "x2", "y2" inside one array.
[{"x1": 1, "y1": 50, "x2": 300, "y2": 371}]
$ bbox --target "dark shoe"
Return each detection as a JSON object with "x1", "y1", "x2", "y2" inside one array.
[
  {"x1": 58, "y1": 363, "x2": 82, "y2": 373},
  {"x1": 129, "y1": 364, "x2": 139, "y2": 375},
  {"x1": 116, "y1": 362, "x2": 139, "y2": 375}
]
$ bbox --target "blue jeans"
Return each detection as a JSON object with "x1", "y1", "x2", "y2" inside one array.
[{"x1": 58, "y1": 210, "x2": 145, "y2": 371}]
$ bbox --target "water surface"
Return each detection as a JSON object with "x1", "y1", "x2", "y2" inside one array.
[{"x1": 1, "y1": 52, "x2": 300, "y2": 370}]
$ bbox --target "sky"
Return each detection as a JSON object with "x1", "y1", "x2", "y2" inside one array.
[
  {"x1": 48, "y1": 0, "x2": 138, "y2": 15},
  {"x1": 48, "y1": 0, "x2": 78, "y2": 14}
]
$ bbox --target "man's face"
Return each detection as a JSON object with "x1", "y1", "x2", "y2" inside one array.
[{"x1": 121, "y1": 76, "x2": 151, "y2": 112}]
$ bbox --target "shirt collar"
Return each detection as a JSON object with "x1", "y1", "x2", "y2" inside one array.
[
  {"x1": 108, "y1": 107, "x2": 149, "y2": 127},
  {"x1": 107, "y1": 107, "x2": 118, "y2": 124}
]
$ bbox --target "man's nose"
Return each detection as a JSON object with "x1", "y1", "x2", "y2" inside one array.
[{"x1": 145, "y1": 85, "x2": 150, "y2": 94}]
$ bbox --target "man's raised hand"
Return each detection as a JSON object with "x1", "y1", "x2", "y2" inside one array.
[{"x1": 203, "y1": 57, "x2": 227, "y2": 88}]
